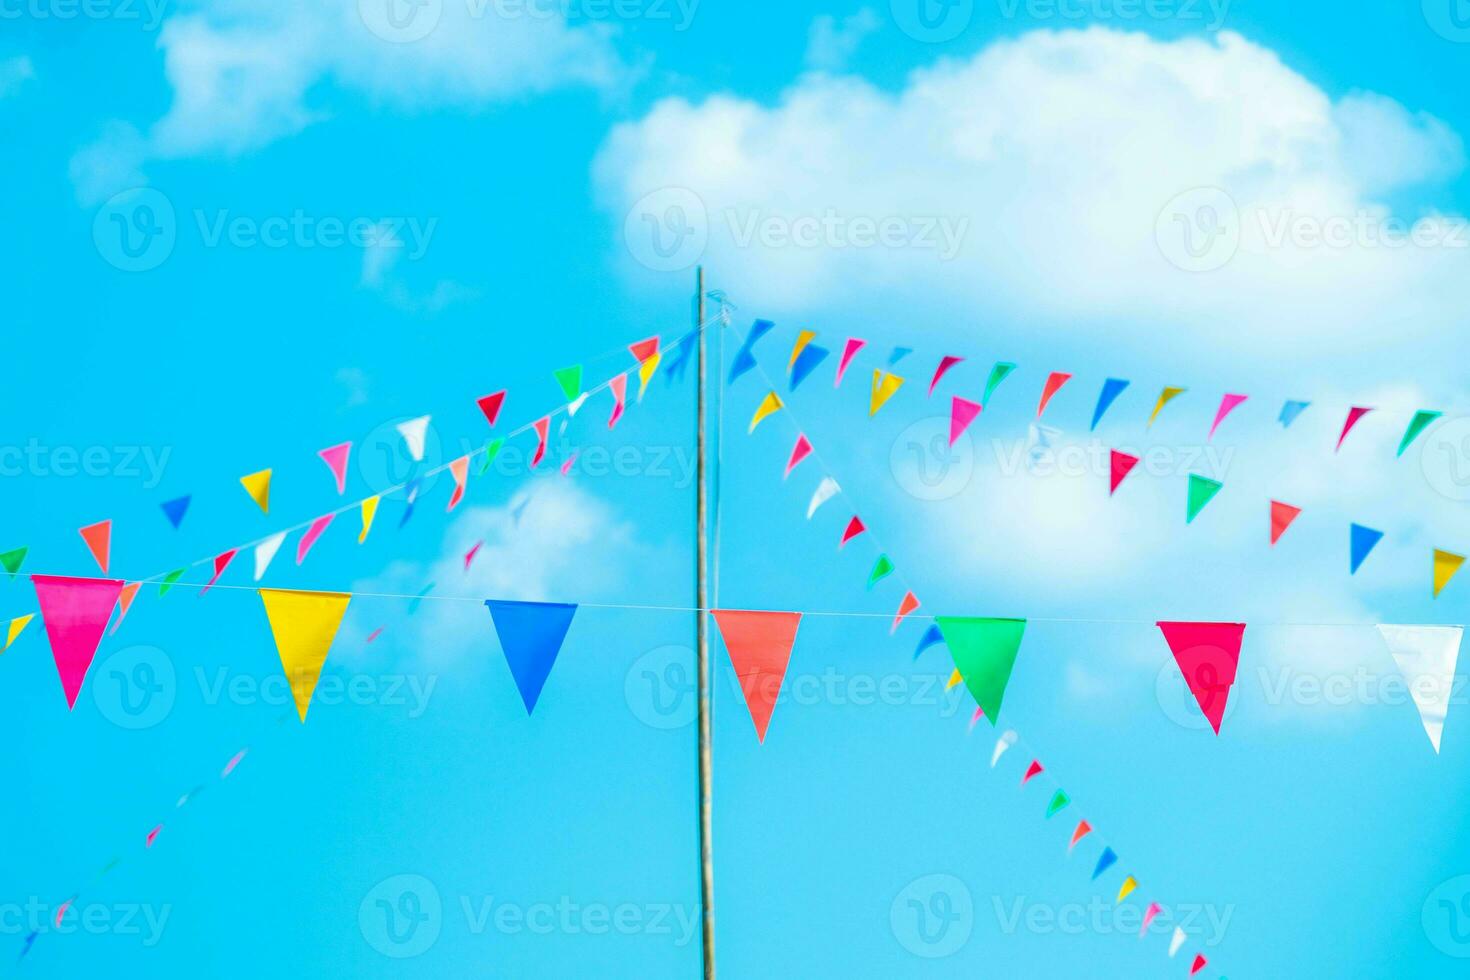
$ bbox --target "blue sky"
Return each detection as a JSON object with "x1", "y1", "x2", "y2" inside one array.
[{"x1": 3, "y1": 1, "x2": 1470, "y2": 976}]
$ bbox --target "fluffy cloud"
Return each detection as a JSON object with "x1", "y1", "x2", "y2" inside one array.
[{"x1": 803, "y1": 8, "x2": 880, "y2": 72}]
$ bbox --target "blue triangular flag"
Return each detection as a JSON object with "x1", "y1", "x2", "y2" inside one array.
[
  {"x1": 160, "y1": 495, "x2": 191, "y2": 530},
  {"x1": 1091, "y1": 379, "x2": 1129, "y2": 431},
  {"x1": 1092, "y1": 847, "x2": 1117, "y2": 880},
  {"x1": 913, "y1": 624, "x2": 944, "y2": 661},
  {"x1": 665, "y1": 333, "x2": 694, "y2": 385},
  {"x1": 398, "y1": 478, "x2": 421, "y2": 528},
  {"x1": 888, "y1": 346, "x2": 913, "y2": 366},
  {"x1": 485, "y1": 599, "x2": 578, "y2": 713},
  {"x1": 728, "y1": 319, "x2": 775, "y2": 385},
  {"x1": 1350, "y1": 523, "x2": 1384, "y2": 574},
  {"x1": 790, "y1": 344, "x2": 830, "y2": 391},
  {"x1": 1279, "y1": 400, "x2": 1310, "y2": 428}
]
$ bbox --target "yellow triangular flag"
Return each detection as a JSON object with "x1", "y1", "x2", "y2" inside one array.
[
  {"x1": 789, "y1": 330, "x2": 817, "y2": 369},
  {"x1": 1433, "y1": 549, "x2": 1465, "y2": 598},
  {"x1": 946, "y1": 668, "x2": 963, "y2": 690},
  {"x1": 3, "y1": 614, "x2": 34, "y2": 651},
  {"x1": 1117, "y1": 876, "x2": 1137, "y2": 902},
  {"x1": 637, "y1": 350, "x2": 662, "y2": 400},
  {"x1": 258, "y1": 589, "x2": 351, "y2": 722},
  {"x1": 1148, "y1": 386, "x2": 1187, "y2": 427},
  {"x1": 359, "y1": 496, "x2": 380, "y2": 544},
  {"x1": 749, "y1": 391, "x2": 784, "y2": 433},
  {"x1": 240, "y1": 469, "x2": 272, "y2": 513},
  {"x1": 870, "y1": 371, "x2": 905, "y2": 416}
]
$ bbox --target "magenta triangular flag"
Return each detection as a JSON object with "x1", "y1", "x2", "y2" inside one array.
[
  {"x1": 950, "y1": 397, "x2": 981, "y2": 446},
  {"x1": 1209, "y1": 393, "x2": 1248, "y2": 439},
  {"x1": 835, "y1": 338, "x2": 865, "y2": 387},
  {"x1": 297, "y1": 514, "x2": 335, "y2": 564},
  {"x1": 1110, "y1": 451, "x2": 1140, "y2": 495},
  {"x1": 929, "y1": 355, "x2": 963, "y2": 396},
  {"x1": 1157, "y1": 621, "x2": 1246, "y2": 735},
  {"x1": 32, "y1": 574, "x2": 125, "y2": 709},
  {"x1": 317, "y1": 442, "x2": 352, "y2": 494},
  {"x1": 784, "y1": 434, "x2": 813, "y2": 479},
  {"x1": 1337, "y1": 406, "x2": 1373, "y2": 451}
]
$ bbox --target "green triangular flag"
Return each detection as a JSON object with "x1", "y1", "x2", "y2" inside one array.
[
  {"x1": 1046, "y1": 790, "x2": 1070, "y2": 818},
  {"x1": 867, "y1": 554, "x2": 895, "y2": 590},
  {"x1": 0, "y1": 546, "x2": 27, "y2": 577},
  {"x1": 1398, "y1": 410, "x2": 1442, "y2": 457},
  {"x1": 983, "y1": 362, "x2": 1017, "y2": 408},
  {"x1": 553, "y1": 365, "x2": 583, "y2": 403},
  {"x1": 158, "y1": 568, "x2": 186, "y2": 596},
  {"x1": 936, "y1": 616, "x2": 1026, "y2": 725},
  {"x1": 478, "y1": 437, "x2": 505, "y2": 476},
  {"x1": 1186, "y1": 474, "x2": 1223, "y2": 524}
]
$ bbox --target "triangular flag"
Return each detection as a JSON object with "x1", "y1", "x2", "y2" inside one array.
[
  {"x1": 1069, "y1": 821, "x2": 1092, "y2": 852},
  {"x1": 477, "y1": 390, "x2": 506, "y2": 427},
  {"x1": 1186, "y1": 474, "x2": 1223, "y2": 523},
  {"x1": 1021, "y1": 759, "x2": 1044, "y2": 784},
  {"x1": 950, "y1": 397, "x2": 982, "y2": 446},
  {"x1": 1036, "y1": 372, "x2": 1072, "y2": 419},
  {"x1": 1141, "y1": 903, "x2": 1162, "y2": 937},
  {"x1": 1399, "y1": 410, "x2": 1443, "y2": 457},
  {"x1": 1110, "y1": 451, "x2": 1140, "y2": 495},
  {"x1": 1377, "y1": 625, "x2": 1463, "y2": 753},
  {"x1": 484, "y1": 599, "x2": 578, "y2": 714},
  {"x1": 664, "y1": 334, "x2": 694, "y2": 384},
  {"x1": 1350, "y1": 523, "x2": 1384, "y2": 574},
  {"x1": 296, "y1": 515, "x2": 334, "y2": 565},
  {"x1": 317, "y1": 442, "x2": 352, "y2": 494},
  {"x1": 203, "y1": 549, "x2": 237, "y2": 593},
  {"x1": 1045, "y1": 790, "x2": 1070, "y2": 818},
  {"x1": 259, "y1": 589, "x2": 351, "y2": 721},
  {"x1": 3, "y1": 613, "x2": 34, "y2": 651},
  {"x1": 160, "y1": 496, "x2": 191, "y2": 530},
  {"x1": 531, "y1": 416, "x2": 550, "y2": 468},
  {"x1": 728, "y1": 319, "x2": 775, "y2": 385},
  {"x1": 32, "y1": 575, "x2": 125, "y2": 708},
  {"x1": 1149, "y1": 386, "x2": 1187, "y2": 427},
  {"x1": 479, "y1": 437, "x2": 505, "y2": 476},
  {"x1": 929, "y1": 355, "x2": 963, "y2": 396},
  {"x1": 566, "y1": 392, "x2": 588, "y2": 418},
  {"x1": 891, "y1": 592, "x2": 920, "y2": 633},
  {"x1": 807, "y1": 477, "x2": 840, "y2": 519},
  {"x1": 0, "y1": 545, "x2": 28, "y2": 577},
  {"x1": 1337, "y1": 406, "x2": 1373, "y2": 452},
  {"x1": 1434, "y1": 550, "x2": 1466, "y2": 598},
  {"x1": 359, "y1": 497, "x2": 380, "y2": 543},
  {"x1": 991, "y1": 730, "x2": 1017, "y2": 767},
  {"x1": 1279, "y1": 400, "x2": 1310, "y2": 427},
  {"x1": 939, "y1": 617, "x2": 1026, "y2": 725},
  {"x1": 840, "y1": 516, "x2": 866, "y2": 547},
  {"x1": 785, "y1": 435, "x2": 813, "y2": 479},
  {"x1": 1092, "y1": 847, "x2": 1118, "y2": 880},
  {"x1": 982, "y1": 362, "x2": 1016, "y2": 407},
  {"x1": 1270, "y1": 500, "x2": 1302, "y2": 545},
  {"x1": 1209, "y1": 393, "x2": 1248, "y2": 439},
  {"x1": 1169, "y1": 927, "x2": 1186, "y2": 957},
  {"x1": 790, "y1": 344, "x2": 829, "y2": 391},
  {"x1": 240, "y1": 469, "x2": 272, "y2": 513},
  {"x1": 867, "y1": 554, "x2": 895, "y2": 590},
  {"x1": 78, "y1": 520, "x2": 112, "y2": 574},
  {"x1": 608, "y1": 374, "x2": 628, "y2": 429},
  {"x1": 914, "y1": 623, "x2": 943, "y2": 660},
  {"x1": 713, "y1": 609, "x2": 801, "y2": 742},
  {"x1": 946, "y1": 669, "x2": 963, "y2": 690},
  {"x1": 553, "y1": 365, "x2": 583, "y2": 403},
  {"x1": 637, "y1": 352, "x2": 662, "y2": 396},
  {"x1": 968, "y1": 705, "x2": 985, "y2": 731},
  {"x1": 629, "y1": 335, "x2": 660, "y2": 365},
  {"x1": 749, "y1": 391, "x2": 783, "y2": 433},
  {"x1": 396, "y1": 416, "x2": 431, "y2": 462},
  {"x1": 869, "y1": 371, "x2": 904, "y2": 416},
  {"x1": 447, "y1": 456, "x2": 470, "y2": 511},
  {"x1": 254, "y1": 533, "x2": 285, "y2": 581},
  {"x1": 464, "y1": 541, "x2": 483, "y2": 572},
  {"x1": 835, "y1": 338, "x2": 865, "y2": 387},
  {"x1": 1157, "y1": 621, "x2": 1246, "y2": 735},
  {"x1": 888, "y1": 347, "x2": 912, "y2": 366},
  {"x1": 1091, "y1": 379, "x2": 1129, "y2": 430},
  {"x1": 560, "y1": 452, "x2": 578, "y2": 477},
  {"x1": 1190, "y1": 954, "x2": 1207, "y2": 976},
  {"x1": 158, "y1": 569, "x2": 185, "y2": 595},
  {"x1": 788, "y1": 330, "x2": 817, "y2": 369},
  {"x1": 399, "y1": 479, "x2": 421, "y2": 527},
  {"x1": 1117, "y1": 876, "x2": 1137, "y2": 902}
]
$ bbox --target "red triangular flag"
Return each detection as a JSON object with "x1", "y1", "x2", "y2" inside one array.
[
  {"x1": 1109, "y1": 451, "x2": 1140, "y2": 495},
  {"x1": 1069, "y1": 820, "x2": 1092, "y2": 852},
  {"x1": 1037, "y1": 372, "x2": 1072, "y2": 419},
  {"x1": 929, "y1": 355, "x2": 963, "y2": 396},
  {"x1": 202, "y1": 549, "x2": 238, "y2": 594},
  {"x1": 1337, "y1": 405, "x2": 1373, "y2": 451},
  {"x1": 1157, "y1": 621, "x2": 1246, "y2": 735},
  {"x1": 629, "y1": 336, "x2": 659, "y2": 364},
  {"x1": 1270, "y1": 500, "x2": 1302, "y2": 545},
  {"x1": 840, "y1": 516, "x2": 866, "y2": 548},
  {"x1": 1190, "y1": 955, "x2": 1207, "y2": 976},
  {"x1": 477, "y1": 390, "x2": 506, "y2": 427},
  {"x1": 32, "y1": 574, "x2": 125, "y2": 709},
  {"x1": 891, "y1": 592, "x2": 920, "y2": 633},
  {"x1": 1022, "y1": 760, "x2": 1044, "y2": 784},
  {"x1": 79, "y1": 520, "x2": 112, "y2": 574},
  {"x1": 712, "y1": 610, "x2": 801, "y2": 742},
  {"x1": 784, "y1": 434, "x2": 813, "y2": 479},
  {"x1": 531, "y1": 416, "x2": 549, "y2": 468},
  {"x1": 950, "y1": 397, "x2": 982, "y2": 446}
]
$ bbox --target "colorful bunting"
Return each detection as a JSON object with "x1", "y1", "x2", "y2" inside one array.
[
  {"x1": 1148, "y1": 386, "x2": 1186, "y2": 427},
  {"x1": 791, "y1": 344, "x2": 829, "y2": 391},
  {"x1": 447, "y1": 456, "x2": 470, "y2": 511},
  {"x1": 359, "y1": 497, "x2": 379, "y2": 543},
  {"x1": 891, "y1": 592, "x2": 920, "y2": 633},
  {"x1": 1434, "y1": 549, "x2": 1465, "y2": 598},
  {"x1": 788, "y1": 330, "x2": 817, "y2": 370},
  {"x1": 839, "y1": 516, "x2": 866, "y2": 548},
  {"x1": 1022, "y1": 760, "x2": 1044, "y2": 784},
  {"x1": 1378, "y1": 625, "x2": 1463, "y2": 753},
  {"x1": 939, "y1": 617, "x2": 1026, "y2": 725},
  {"x1": 629, "y1": 335, "x2": 660, "y2": 366},
  {"x1": 1209, "y1": 393, "x2": 1248, "y2": 439},
  {"x1": 929, "y1": 355, "x2": 963, "y2": 396},
  {"x1": 1157, "y1": 621, "x2": 1246, "y2": 735},
  {"x1": 712, "y1": 609, "x2": 801, "y2": 742},
  {"x1": 608, "y1": 374, "x2": 627, "y2": 429},
  {"x1": 949, "y1": 397, "x2": 981, "y2": 446},
  {"x1": 1091, "y1": 379, "x2": 1129, "y2": 430},
  {"x1": 296, "y1": 516, "x2": 334, "y2": 565},
  {"x1": 914, "y1": 623, "x2": 943, "y2": 660},
  {"x1": 1036, "y1": 372, "x2": 1072, "y2": 419},
  {"x1": 1279, "y1": 400, "x2": 1309, "y2": 427},
  {"x1": 477, "y1": 390, "x2": 506, "y2": 427},
  {"x1": 531, "y1": 417, "x2": 550, "y2": 468},
  {"x1": 867, "y1": 555, "x2": 894, "y2": 590},
  {"x1": 553, "y1": 364, "x2": 583, "y2": 403},
  {"x1": 807, "y1": 477, "x2": 840, "y2": 519},
  {"x1": 991, "y1": 730, "x2": 1017, "y2": 767},
  {"x1": 1109, "y1": 451, "x2": 1140, "y2": 495},
  {"x1": 1350, "y1": 523, "x2": 1384, "y2": 574},
  {"x1": 1337, "y1": 406, "x2": 1373, "y2": 452},
  {"x1": 1045, "y1": 790, "x2": 1070, "y2": 818},
  {"x1": 160, "y1": 496, "x2": 191, "y2": 530},
  {"x1": 484, "y1": 599, "x2": 578, "y2": 715},
  {"x1": 396, "y1": 417, "x2": 430, "y2": 462},
  {"x1": 835, "y1": 338, "x2": 865, "y2": 387},
  {"x1": 318, "y1": 442, "x2": 352, "y2": 494},
  {"x1": 785, "y1": 435, "x2": 813, "y2": 479},
  {"x1": 749, "y1": 391, "x2": 784, "y2": 433},
  {"x1": 1092, "y1": 847, "x2": 1118, "y2": 880},
  {"x1": 1186, "y1": 474, "x2": 1222, "y2": 524},
  {"x1": 32, "y1": 575, "x2": 125, "y2": 709},
  {"x1": 728, "y1": 319, "x2": 775, "y2": 385},
  {"x1": 259, "y1": 589, "x2": 351, "y2": 722},
  {"x1": 1069, "y1": 820, "x2": 1092, "y2": 852},
  {"x1": 1270, "y1": 500, "x2": 1301, "y2": 545},
  {"x1": 3, "y1": 614, "x2": 34, "y2": 651},
  {"x1": 78, "y1": 520, "x2": 112, "y2": 574},
  {"x1": 1399, "y1": 410, "x2": 1442, "y2": 457},
  {"x1": 0, "y1": 545, "x2": 28, "y2": 577},
  {"x1": 240, "y1": 469, "x2": 272, "y2": 513},
  {"x1": 203, "y1": 549, "x2": 237, "y2": 593},
  {"x1": 869, "y1": 371, "x2": 904, "y2": 416},
  {"x1": 1117, "y1": 876, "x2": 1137, "y2": 902}
]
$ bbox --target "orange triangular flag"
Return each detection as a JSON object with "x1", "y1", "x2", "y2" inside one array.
[
  {"x1": 891, "y1": 592, "x2": 920, "y2": 633},
  {"x1": 109, "y1": 582, "x2": 141, "y2": 635},
  {"x1": 79, "y1": 520, "x2": 112, "y2": 574},
  {"x1": 712, "y1": 610, "x2": 801, "y2": 742}
]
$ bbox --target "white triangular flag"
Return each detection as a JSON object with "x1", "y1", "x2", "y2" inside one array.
[
  {"x1": 806, "y1": 477, "x2": 840, "y2": 520},
  {"x1": 254, "y1": 532, "x2": 287, "y2": 582},
  {"x1": 1169, "y1": 927, "x2": 1186, "y2": 957},
  {"x1": 992, "y1": 730, "x2": 1017, "y2": 767},
  {"x1": 1378, "y1": 624, "x2": 1464, "y2": 753},
  {"x1": 566, "y1": 393, "x2": 588, "y2": 417},
  {"x1": 396, "y1": 415, "x2": 431, "y2": 462}
]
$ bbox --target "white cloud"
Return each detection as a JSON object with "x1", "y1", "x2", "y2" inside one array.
[
  {"x1": 804, "y1": 9, "x2": 880, "y2": 72},
  {"x1": 0, "y1": 55, "x2": 34, "y2": 98}
]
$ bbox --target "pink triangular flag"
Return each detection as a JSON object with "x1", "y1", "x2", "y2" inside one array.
[
  {"x1": 78, "y1": 520, "x2": 112, "y2": 574},
  {"x1": 784, "y1": 435, "x2": 813, "y2": 479},
  {"x1": 109, "y1": 582, "x2": 141, "y2": 635},
  {"x1": 929, "y1": 355, "x2": 963, "y2": 396},
  {"x1": 531, "y1": 417, "x2": 550, "y2": 468},
  {"x1": 1021, "y1": 760, "x2": 1044, "y2": 784},
  {"x1": 835, "y1": 338, "x2": 865, "y2": 387},
  {"x1": 968, "y1": 705, "x2": 985, "y2": 731},
  {"x1": 296, "y1": 515, "x2": 334, "y2": 565},
  {"x1": 840, "y1": 516, "x2": 866, "y2": 548},
  {"x1": 477, "y1": 390, "x2": 506, "y2": 427},
  {"x1": 317, "y1": 442, "x2": 352, "y2": 494},
  {"x1": 1140, "y1": 903, "x2": 1162, "y2": 937},
  {"x1": 1157, "y1": 621, "x2": 1246, "y2": 735},
  {"x1": 950, "y1": 397, "x2": 982, "y2": 446},
  {"x1": 1037, "y1": 372, "x2": 1072, "y2": 419},
  {"x1": 32, "y1": 574, "x2": 125, "y2": 709},
  {"x1": 560, "y1": 452, "x2": 578, "y2": 476},
  {"x1": 464, "y1": 541, "x2": 483, "y2": 572},
  {"x1": 891, "y1": 592, "x2": 920, "y2": 633},
  {"x1": 1337, "y1": 406, "x2": 1373, "y2": 451},
  {"x1": 1208, "y1": 394, "x2": 1248, "y2": 439},
  {"x1": 608, "y1": 373, "x2": 627, "y2": 429},
  {"x1": 1110, "y1": 450, "x2": 1140, "y2": 495},
  {"x1": 202, "y1": 549, "x2": 238, "y2": 594},
  {"x1": 145, "y1": 825, "x2": 162, "y2": 848},
  {"x1": 447, "y1": 455, "x2": 469, "y2": 510}
]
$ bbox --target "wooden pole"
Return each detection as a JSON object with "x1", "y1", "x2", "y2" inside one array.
[{"x1": 695, "y1": 266, "x2": 716, "y2": 979}]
